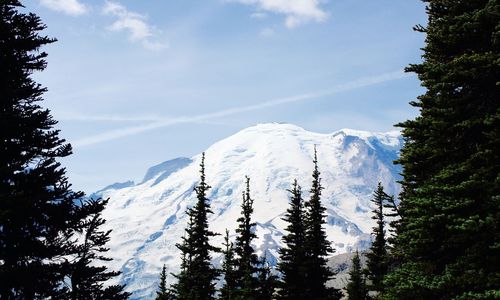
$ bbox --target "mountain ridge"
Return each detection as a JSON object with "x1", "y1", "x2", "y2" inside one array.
[{"x1": 98, "y1": 123, "x2": 402, "y2": 299}]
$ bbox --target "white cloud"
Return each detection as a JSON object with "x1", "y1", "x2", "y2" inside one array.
[
  {"x1": 72, "y1": 70, "x2": 412, "y2": 147},
  {"x1": 237, "y1": 0, "x2": 328, "y2": 28},
  {"x1": 39, "y1": 0, "x2": 88, "y2": 16},
  {"x1": 103, "y1": 1, "x2": 167, "y2": 51}
]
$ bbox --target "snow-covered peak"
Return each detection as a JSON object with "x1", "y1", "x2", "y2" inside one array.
[
  {"x1": 99, "y1": 123, "x2": 402, "y2": 299},
  {"x1": 141, "y1": 157, "x2": 192, "y2": 185}
]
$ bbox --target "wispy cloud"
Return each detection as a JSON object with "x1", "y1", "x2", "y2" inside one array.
[
  {"x1": 39, "y1": 0, "x2": 88, "y2": 16},
  {"x1": 235, "y1": 0, "x2": 328, "y2": 28},
  {"x1": 72, "y1": 70, "x2": 412, "y2": 147},
  {"x1": 102, "y1": 1, "x2": 167, "y2": 51},
  {"x1": 57, "y1": 113, "x2": 166, "y2": 122}
]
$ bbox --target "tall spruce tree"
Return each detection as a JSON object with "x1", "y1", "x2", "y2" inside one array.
[
  {"x1": 220, "y1": 229, "x2": 237, "y2": 300},
  {"x1": 156, "y1": 265, "x2": 172, "y2": 300},
  {"x1": 364, "y1": 183, "x2": 389, "y2": 295},
  {"x1": 277, "y1": 179, "x2": 308, "y2": 300},
  {"x1": 0, "y1": 1, "x2": 124, "y2": 298},
  {"x1": 384, "y1": 1, "x2": 500, "y2": 299},
  {"x1": 70, "y1": 198, "x2": 130, "y2": 300},
  {"x1": 171, "y1": 213, "x2": 195, "y2": 299},
  {"x1": 172, "y1": 153, "x2": 220, "y2": 300},
  {"x1": 345, "y1": 251, "x2": 368, "y2": 300},
  {"x1": 304, "y1": 148, "x2": 342, "y2": 300},
  {"x1": 233, "y1": 176, "x2": 259, "y2": 300}
]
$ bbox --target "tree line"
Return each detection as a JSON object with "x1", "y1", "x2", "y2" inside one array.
[
  {"x1": 154, "y1": 152, "x2": 400, "y2": 300},
  {"x1": 155, "y1": 150, "x2": 344, "y2": 300},
  {"x1": 2, "y1": 0, "x2": 498, "y2": 299}
]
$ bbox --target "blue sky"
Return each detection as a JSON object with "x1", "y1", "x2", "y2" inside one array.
[{"x1": 28, "y1": 0, "x2": 427, "y2": 192}]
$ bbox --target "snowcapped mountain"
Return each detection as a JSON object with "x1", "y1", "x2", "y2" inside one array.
[{"x1": 96, "y1": 123, "x2": 403, "y2": 299}]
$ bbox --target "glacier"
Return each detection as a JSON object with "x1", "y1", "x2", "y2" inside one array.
[{"x1": 95, "y1": 123, "x2": 402, "y2": 299}]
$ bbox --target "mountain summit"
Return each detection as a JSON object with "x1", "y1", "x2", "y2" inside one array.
[{"x1": 98, "y1": 123, "x2": 402, "y2": 299}]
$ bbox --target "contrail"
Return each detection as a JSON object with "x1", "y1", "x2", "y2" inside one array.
[{"x1": 72, "y1": 70, "x2": 412, "y2": 147}]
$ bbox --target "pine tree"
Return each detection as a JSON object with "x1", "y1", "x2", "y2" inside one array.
[
  {"x1": 0, "y1": 1, "x2": 124, "y2": 298},
  {"x1": 172, "y1": 153, "x2": 220, "y2": 300},
  {"x1": 256, "y1": 255, "x2": 276, "y2": 300},
  {"x1": 345, "y1": 251, "x2": 368, "y2": 300},
  {"x1": 364, "y1": 183, "x2": 389, "y2": 295},
  {"x1": 156, "y1": 265, "x2": 172, "y2": 300},
  {"x1": 220, "y1": 229, "x2": 237, "y2": 300},
  {"x1": 171, "y1": 213, "x2": 195, "y2": 299},
  {"x1": 70, "y1": 198, "x2": 130, "y2": 300},
  {"x1": 384, "y1": 1, "x2": 500, "y2": 299},
  {"x1": 277, "y1": 179, "x2": 308, "y2": 300},
  {"x1": 304, "y1": 147, "x2": 342, "y2": 299},
  {"x1": 233, "y1": 176, "x2": 259, "y2": 300}
]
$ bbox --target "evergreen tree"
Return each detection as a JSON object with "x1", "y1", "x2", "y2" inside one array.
[
  {"x1": 156, "y1": 265, "x2": 172, "y2": 300},
  {"x1": 277, "y1": 179, "x2": 308, "y2": 300},
  {"x1": 345, "y1": 251, "x2": 368, "y2": 300},
  {"x1": 219, "y1": 229, "x2": 237, "y2": 300},
  {"x1": 171, "y1": 213, "x2": 195, "y2": 299},
  {"x1": 364, "y1": 183, "x2": 389, "y2": 295},
  {"x1": 233, "y1": 176, "x2": 259, "y2": 299},
  {"x1": 0, "y1": 1, "x2": 124, "y2": 298},
  {"x1": 256, "y1": 255, "x2": 276, "y2": 300},
  {"x1": 384, "y1": 1, "x2": 500, "y2": 299},
  {"x1": 70, "y1": 198, "x2": 130, "y2": 300},
  {"x1": 304, "y1": 148, "x2": 342, "y2": 299},
  {"x1": 172, "y1": 153, "x2": 220, "y2": 300}
]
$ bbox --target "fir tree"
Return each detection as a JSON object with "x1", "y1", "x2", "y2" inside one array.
[
  {"x1": 256, "y1": 255, "x2": 276, "y2": 300},
  {"x1": 156, "y1": 265, "x2": 172, "y2": 300},
  {"x1": 171, "y1": 213, "x2": 195, "y2": 300},
  {"x1": 364, "y1": 183, "x2": 389, "y2": 295},
  {"x1": 219, "y1": 229, "x2": 237, "y2": 300},
  {"x1": 277, "y1": 179, "x2": 308, "y2": 300},
  {"x1": 384, "y1": 1, "x2": 500, "y2": 298},
  {"x1": 233, "y1": 176, "x2": 259, "y2": 300},
  {"x1": 304, "y1": 147, "x2": 342, "y2": 299},
  {"x1": 345, "y1": 251, "x2": 368, "y2": 300},
  {"x1": 70, "y1": 198, "x2": 130, "y2": 300},
  {"x1": 172, "y1": 153, "x2": 220, "y2": 300},
  {"x1": 0, "y1": 1, "x2": 124, "y2": 298}
]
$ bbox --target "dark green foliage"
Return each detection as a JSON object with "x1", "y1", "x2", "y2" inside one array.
[
  {"x1": 365, "y1": 183, "x2": 389, "y2": 295},
  {"x1": 171, "y1": 153, "x2": 220, "y2": 300},
  {"x1": 219, "y1": 229, "x2": 237, "y2": 300},
  {"x1": 70, "y1": 198, "x2": 130, "y2": 300},
  {"x1": 171, "y1": 213, "x2": 195, "y2": 299},
  {"x1": 304, "y1": 148, "x2": 342, "y2": 300},
  {"x1": 156, "y1": 265, "x2": 172, "y2": 300},
  {"x1": 277, "y1": 179, "x2": 308, "y2": 300},
  {"x1": 0, "y1": 1, "x2": 69, "y2": 297},
  {"x1": 256, "y1": 255, "x2": 277, "y2": 300},
  {"x1": 384, "y1": 1, "x2": 500, "y2": 298},
  {"x1": 345, "y1": 251, "x2": 368, "y2": 300},
  {"x1": 233, "y1": 176, "x2": 259, "y2": 299},
  {"x1": 0, "y1": 1, "x2": 125, "y2": 298}
]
